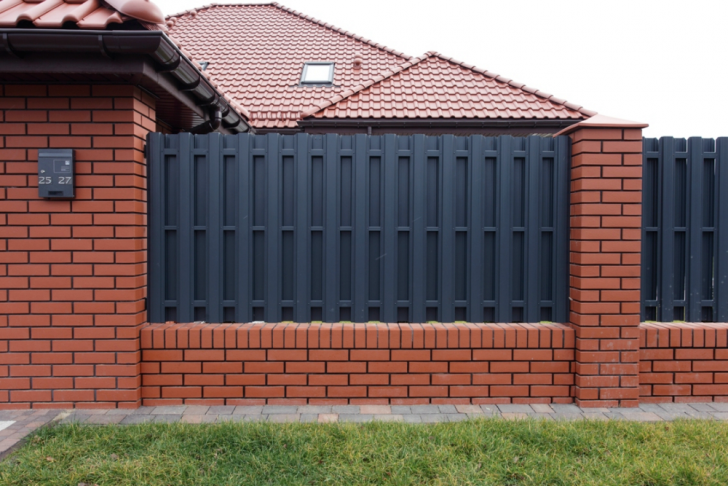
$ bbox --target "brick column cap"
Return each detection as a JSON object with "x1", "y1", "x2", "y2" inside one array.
[{"x1": 555, "y1": 114, "x2": 649, "y2": 137}]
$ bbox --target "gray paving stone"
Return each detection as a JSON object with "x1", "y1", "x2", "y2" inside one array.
[
  {"x1": 531, "y1": 413, "x2": 555, "y2": 421},
  {"x1": 233, "y1": 406, "x2": 263, "y2": 415},
  {"x1": 391, "y1": 406, "x2": 412, "y2": 414},
  {"x1": 480, "y1": 405, "x2": 499, "y2": 413},
  {"x1": 455, "y1": 405, "x2": 483, "y2": 414},
  {"x1": 582, "y1": 413, "x2": 608, "y2": 421},
  {"x1": 152, "y1": 406, "x2": 186, "y2": 415},
  {"x1": 120, "y1": 415, "x2": 155, "y2": 425},
  {"x1": 659, "y1": 403, "x2": 696, "y2": 413},
  {"x1": 267, "y1": 414, "x2": 300, "y2": 423},
  {"x1": 333, "y1": 406, "x2": 360, "y2": 414},
  {"x1": 497, "y1": 404, "x2": 533, "y2": 413},
  {"x1": 373, "y1": 414, "x2": 404, "y2": 422},
  {"x1": 655, "y1": 411, "x2": 690, "y2": 421},
  {"x1": 154, "y1": 414, "x2": 182, "y2": 423},
  {"x1": 208, "y1": 406, "x2": 235, "y2": 415},
  {"x1": 403, "y1": 414, "x2": 422, "y2": 423},
  {"x1": 262, "y1": 406, "x2": 298, "y2": 414},
  {"x1": 86, "y1": 415, "x2": 125, "y2": 425},
  {"x1": 580, "y1": 407, "x2": 610, "y2": 413},
  {"x1": 531, "y1": 404, "x2": 553, "y2": 413},
  {"x1": 297, "y1": 406, "x2": 332, "y2": 414},
  {"x1": 131, "y1": 406, "x2": 154, "y2": 415},
  {"x1": 105, "y1": 409, "x2": 132, "y2": 416},
  {"x1": 237, "y1": 415, "x2": 268, "y2": 423},
  {"x1": 445, "y1": 414, "x2": 467, "y2": 422},
  {"x1": 707, "y1": 403, "x2": 728, "y2": 412},
  {"x1": 421, "y1": 414, "x2": 448, "y2": 423},
  {"x1": 438, "y1": 405, "x2": 458, "y2": 414},
  {"x1": 638, "y1": 403, "x2": 665, "y2": 413},
  {"x1": 339, "y1": 414, "x2": 373, "y2": 423},
  {"x1": 711, "y1": 412, "x2": 728, "y2": 420},
  {"x1": 411, "y1": 405, "x2": 441, "y2": 414},
  {"x1": 618, "y1": 412, "x2": 662, "y2": 422},
  {"x1": 689, "y1": 403, "x2": 716, "y2": 412},
  {"x1": 467, "y1": 412, "x2": 493, "y2": 419},
  {"x1": 685, "y1": 410, "x2": 715, "y2": 420},
  {"x1": 551, "y1": 404, "x2": 581, "y2": 414},
  {"x1": 300, "y1": 414, "x2": 318, "y2": 423},
  {"x1": 183, "y1": 406, "x2": 210, "y2": 415}
]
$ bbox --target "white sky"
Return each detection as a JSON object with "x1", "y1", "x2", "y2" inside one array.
[{"x1": 156, "y1": 0, "x2": 728, "y2": 138}]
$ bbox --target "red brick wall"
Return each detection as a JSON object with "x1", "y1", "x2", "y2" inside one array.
[
  {"x1": 640, "y1": 322, "x2": 728, "y2": 403},
  {"x1": 140, "y1": 323, "x2": 575, "y2": 406},
  {"x1": 0, "y1": 84, "x2": 152, "y2": 409},
  {"x1": 568, "y1": 126, "x2": 643, "y2": 408}
]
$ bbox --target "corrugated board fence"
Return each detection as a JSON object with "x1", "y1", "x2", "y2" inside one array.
[{"x1": 148, "y1": 133, "x2": 570, "y2": 324}]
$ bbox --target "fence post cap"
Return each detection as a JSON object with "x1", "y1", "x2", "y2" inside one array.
[{"x1": 555, "y1": 114, "x2": 649, "y2": 137}]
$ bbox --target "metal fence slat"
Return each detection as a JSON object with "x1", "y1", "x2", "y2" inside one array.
[
  {"x1": 178, "y1": 133, "x2": 194, "y2": 322},
  {"x1": 294, "y1": 133, "x2": 311, "y2": 323},
  {"x1": 411, "y1": 134, "x2": 427, "y2": 323},
  {"x1": 236, "y1": 133, "x2": 251, "y2": 322},
  {"x1": 659, "y1": 137, "x2": 675, "y2": 322},
  {"x1": 496, "y1": 136, "x2": 513, "y2": 322},
  {"x1": 687, "y1": 137, "x2": 703, "y2": 322},
  {"x1": 468, "y1": 135, "x2": 484, "y2": 323},
  {"x1": 554, "y1": 135, "x2": 570, "y2": 324},
  {"x1": 353, "y1": 134, "x2": 368, "y2": 322},
  {"x1": 440, "y1": 135, "x2": 456, "y2": 322},
  {"x1": 525, "y1": 136, "x2": 541, "y2": 323},
  {"x1": 324, "y1": 134, "x2": 339, "y2": 322},
  {"x1": 207, "y1": 133, "x2": 223, "y2": 323},
  {"x1": 717, "y1": 138, "x2": 728, "y2": 321}
]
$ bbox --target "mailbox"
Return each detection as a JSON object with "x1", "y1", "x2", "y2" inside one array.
[{"x1": 38, "y1": 149, "x2": 74, "y2": 198}]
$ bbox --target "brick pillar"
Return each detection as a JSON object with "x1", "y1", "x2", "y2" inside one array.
[
  {"x1": 559, "y1": 115, "x2": 648, "y2": 408},
  {"x1": 0, "y1": 84, "x2": 153, "y2": 409}
]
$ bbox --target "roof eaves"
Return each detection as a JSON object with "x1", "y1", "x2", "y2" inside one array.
[
  {"x1": 424, "y1": 52, "x2": 596, "y2": 118},
  {"x1": 304, "y1": 50, "x2": 596, "y2": 120}
]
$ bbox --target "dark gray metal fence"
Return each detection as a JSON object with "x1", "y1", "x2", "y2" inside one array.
[
  {"x1": 642, "y1": 137, "x2": 728, "y2": 322},
  {"x1": 148, "y1": 133, "x2": 570, "y2": 323}
]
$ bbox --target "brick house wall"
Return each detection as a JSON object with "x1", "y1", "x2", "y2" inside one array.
[{"x1": 0, "y1": 84, "x2": 151, "y2": 409}]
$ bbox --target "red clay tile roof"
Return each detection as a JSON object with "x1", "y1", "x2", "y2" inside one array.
[
  {"x1": 304, "y1": 52, "x2": 595, "y2": 121},
  {"x1": 0, "y1": 0, "x2": 164, "y2": 29},
  {"x1": 165, "y1": 2, "x2": 411, "y2": 128}
]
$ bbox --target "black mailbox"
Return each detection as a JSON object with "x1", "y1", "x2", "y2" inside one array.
[{"x1": 38, "y1": 149, "x2": 74, "y2": 198}]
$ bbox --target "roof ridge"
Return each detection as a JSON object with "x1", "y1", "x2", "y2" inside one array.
[
  {"x1": 165, "y1": 2, "x2": 412, "y2": 62},
  {"x1": 270, "y1": 2, "x2": 410, "y2": 60},
  {"x1": 305, "y1": 50, "x2": 596, "y2": 119},
  {"x1": 425, "y1": 51, "x2": 596, "y2": 117},
  {"x1": 301, "y1": 53, "x2": 435, "y2": 117}
]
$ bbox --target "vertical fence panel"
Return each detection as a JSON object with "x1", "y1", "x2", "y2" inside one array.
[
  {"x1": 718, "y1": 138, "x2": 728, "y2": 322},
  {"x1": 642, "y1": 136, "x2": 726, "y2": 322},
  {"x1": 149, "y1": 133, "x2": 570, "y2": 324}
]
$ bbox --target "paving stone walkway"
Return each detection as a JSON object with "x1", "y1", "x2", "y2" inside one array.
[{"x1": 3, "y1": 402, "x2": 728, "y2": 457}]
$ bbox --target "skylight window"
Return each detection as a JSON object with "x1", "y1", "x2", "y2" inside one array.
[{"x1": 300, "y1": 62, "x2": 334, "y2": 85}]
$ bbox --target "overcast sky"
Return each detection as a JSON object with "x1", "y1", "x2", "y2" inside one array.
[{"x1": 157, "y1": 0, "x2": 728, "y2": 138}]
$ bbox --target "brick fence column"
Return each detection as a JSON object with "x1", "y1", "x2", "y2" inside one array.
[
  {"x1": 0, "y1": 84, "x2": 153, "y2": 408},
  {"x1": 558, "y1": 115, "x2": 648, "y2": 408}
]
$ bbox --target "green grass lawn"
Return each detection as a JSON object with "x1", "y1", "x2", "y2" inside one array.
[{"x1": 1, "y1": 419, "x2": 728, "y2": 485}]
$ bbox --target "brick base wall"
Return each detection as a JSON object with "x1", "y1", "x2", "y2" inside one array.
[
  {"x1": 640, "y1": 322, "x2": 728, "y2": 403},
  {"x1": 0, "y1": 84, "x2": 152, "y2": 409},
  {"x1": 141, "y1": 323, "x2": 575, "y2": 406}
]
